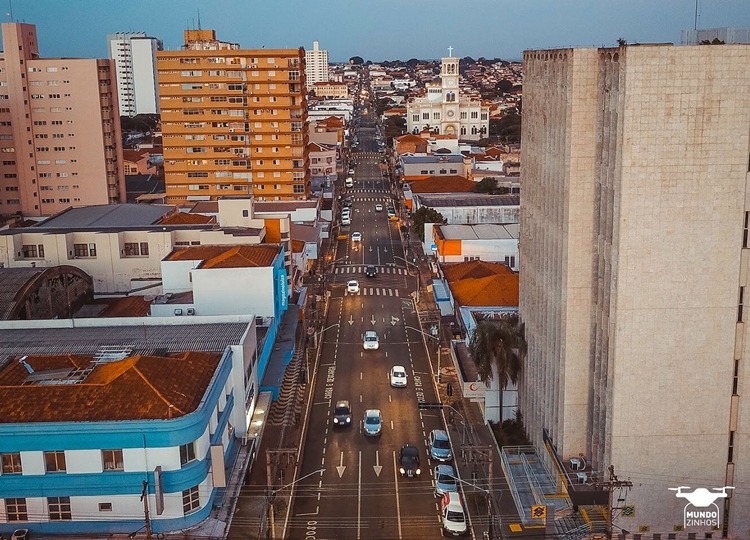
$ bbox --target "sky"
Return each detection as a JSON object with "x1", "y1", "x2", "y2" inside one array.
[{"x1": 4, "y1": 0, "x2": 750, "y2": 62}]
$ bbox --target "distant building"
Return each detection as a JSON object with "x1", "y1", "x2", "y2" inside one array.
[
  {"x1": 521, "y1": 44, "x2": 750, "y2": 536},
  {"x1": 157, "y1": 30, "x2": 309, "y2": 203},
  {"x1": 430, "y1": 223, "x2": 519, "y2": 270},
  {"x1": 305, "y1": 40, "x2": 329, "y2": 88},
  {"x1": 0, "y1": 22, "x2": 125, "y2": 217},
  {"x1": 107, "y1": 32, "x2": 163, "y2": 116},
  {"x1": 681, "y1": 26, "x2": 750, "y2": 44},
  {"x1": 311, "y1": 81, "x2": 348, "y2": 99},
  {"x1": 406, "y1": 50, "x2": 490, "y2": 141}
]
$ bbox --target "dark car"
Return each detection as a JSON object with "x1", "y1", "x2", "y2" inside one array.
[
  {"x1": 398, "y1": 444, "x2": 421, "y2": 477},
  {"x1": 333, "y1": 400, "x2": 352, "y2": 427},
  {"x1": 343, "y1": 197, "x2": 353, "y2": 208},
  {"x1": 365, "y1": 265, "x2": 377, "y2": 278}
]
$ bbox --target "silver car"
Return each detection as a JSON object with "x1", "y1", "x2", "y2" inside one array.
[{"x1": 363, "y1": 409, "x2": 382, "y2": 436}]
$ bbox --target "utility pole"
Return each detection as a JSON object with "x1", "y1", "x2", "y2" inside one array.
[
  {"x1": 599, "y1": 465, "x2": 633, "y2": 539},
  {"x1": 140, "y1": 480, "x2": 153, "y2": 539},
  {"x1": 461, "y1": 445, "x2": 496, "y2": 539},
  {"x1": 264, "y1": 448, "x2": 297, "y2": 539}
]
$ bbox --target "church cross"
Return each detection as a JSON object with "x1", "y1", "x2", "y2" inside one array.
[{"x1": 448, "y1": 46, "x2": 453, "y2": 57}]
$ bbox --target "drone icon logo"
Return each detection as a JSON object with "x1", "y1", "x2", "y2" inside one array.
[{"x1": 669, "y1": 486, "x2": 734, "y2": 528}]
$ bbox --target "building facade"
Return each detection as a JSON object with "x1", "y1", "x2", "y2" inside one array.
[
  {"x1": 107, "y1": 32, "x2": 162, "y2": 116},
  {"x1": 406, "y1": 51, "x2": 489, "y2": 141},
  {"x1": 520, "y1": 45, "x2": 750, "y2": 536},
  {"x1": 157, "y1": 30, "x2": 309, "y2": 204},
  {"x1": 0, "y1": 319, "x2": 258, "y2": 536},
  {"x1": 304, "y1": 40, "x2": 329, "y2": 89},
  {"x1": 0, "y1": 22, "x2": 125, "y2": 217}
]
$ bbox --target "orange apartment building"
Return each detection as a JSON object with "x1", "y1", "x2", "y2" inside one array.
[
  {"x1": 0, "y1": 22, "x2": 125, "y2": 218},
  {"x1": 157, "y1": 30, "x2": 309, "y2": 203}
]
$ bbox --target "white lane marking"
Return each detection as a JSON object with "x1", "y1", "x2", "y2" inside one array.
[
  {"x1": 373, "y1": 450, "x2": 382, "y2": 477},
  {"x1": 337, "y1": 452, "x2": 346, "y2": 477},
  {"x1": 393, "y1": 450, "x2": 403, "y2": 539},
  {"x1": 358, "y1": 450, "x2": 362, "y2": 540},
  {"x1": 360, "y1": 372, "x2": 363, "y2": 380}
]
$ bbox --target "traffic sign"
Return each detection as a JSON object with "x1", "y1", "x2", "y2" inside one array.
[
  {"x1": 430, "y1": 243, "x2": 438, "y2": 252},
  {"x1": 418, "y1": 402, "x2": 444, "y2": 410}
]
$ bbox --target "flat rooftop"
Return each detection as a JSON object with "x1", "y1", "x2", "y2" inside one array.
[
  {"x1": 415, "y1": 193, "x2": 520, "y2": 207},
  {"x1": 438, "y1": 223, "x2": 519, "y2": 240},
  {"x1": 33, "y1": 204, "x2": 174, "y2": 229}
]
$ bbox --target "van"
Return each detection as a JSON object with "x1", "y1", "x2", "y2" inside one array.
[{"x1": 345, "y1": 177, "x2": 354, "y2": 188}]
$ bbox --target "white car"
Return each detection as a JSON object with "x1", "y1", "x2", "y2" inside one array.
[
  {"x1": 363, "y1": 330, "x2": 379, "y2": 350},
  {"x1": 351, "y1": 231, "x2": 362, "y2": 242},
  {"x1": 347, "y1": 280, "x2": 360, "y2": 294},
  {"x1": 390, "y1": 365, "x2": 407, "y2": 387},
  {"x1": 440, "y1": 492, "x2": 468, "y2": 537},
  {"x1": 375, "y1": 203, "x2": 383, "y2": 212}
]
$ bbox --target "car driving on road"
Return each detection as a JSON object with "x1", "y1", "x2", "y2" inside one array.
[
  {"x1": 375, "y1": 203, "x2": 383, "y2": 212},
  {"x1": 399, "y1": 444, "x2": 421, "y2": 478},
  {"x1": 363, "y1": 330, "x2": 379, "y2": 350},
  {"x1": 365, "y1": 265, "x2": 377, "y2": 277},
  {"x1": 363, "y1": 409, "x2": 382, "y2": 436},
  {"x1": 434, "y1": 464, "x2": 458, "y2": 497},
  {"x1": 390, "y1": 365, "x2": 407, "y2": 387},
  {"x1": 347, "y1": 280, "x2": 360, "y2": 294},
  {"x1": 429, "y1": 429, "x2": 453, "y2": 462},
  {"x1": 333, "y1": 400, "x2": 352, "y2": 428},
  {"x1": 351, "y1": 231, "x2": 362, "y2": 242}
]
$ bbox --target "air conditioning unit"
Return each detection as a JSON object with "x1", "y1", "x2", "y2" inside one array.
[
  {"x1": 186, "y1": 308, "x2": 195, "y2": 315},
  {"x1": 174, "y1": 308, "x2": 183, "y2": 316},
  {"x1": 576, "y1": 472, "x2": 588, "y2": 484},
  {"x1": 570, "y1": 457, "x2": 586, "y2": 471}
]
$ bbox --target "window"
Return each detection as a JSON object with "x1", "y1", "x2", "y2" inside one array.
[
  {"x1": 73, "y1": 244, "x2": 89, "y2": 258},
  {"x1": 180, "y1": 442, "x2": 196, "y2": 465},
  {"x1": 101, "y1": 449, "x2": 123, "y2": 471},
  {"x1": 98, "y1": 502, "x2": 112, "y2": 512},
  {"x1": 45, "y1": 451, "x2": 66, "y2": 472},
  {"x1": 5, "y1": 498, "x2": 27, "y2": 521},
  {"x1": 48, "y1": 496, "x2": 72, "y2": 520},
  {"x1": 182, "y1": 485, "x2": 200, "y2": 514},
  {"x1": 21, "y1": 244, "x2": 43, "y2": 258},
  {"x1": 1, "y1": 453, "x2": 22, "y2": 474}
]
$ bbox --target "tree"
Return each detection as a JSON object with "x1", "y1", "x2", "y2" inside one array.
[
  {"x1": 469, "y1": 316, "x2": 527, "y2": 420},
  {"x1": 349, "y1": 56, "x2": 364, "y2": 65},
  {"x1": 489, "y1": 112, "x2": 521, "y2": 144},
  {"x1": 495, "y1": 79, "x2": 514, "y2": 94},
  {"x1": 616, "y1": 37, "x2": 627, "y2": 47},
  {"x1": 411, "y1": 207, "x2": 447, "y2": 242},
  {"x1": 473, "y1": 177, "x2": 498, "y2": 193}
]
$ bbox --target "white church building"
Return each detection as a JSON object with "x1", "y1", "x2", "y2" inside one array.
[{"x1": 406, "y1": 49, "x2": 490, "y2": 141}]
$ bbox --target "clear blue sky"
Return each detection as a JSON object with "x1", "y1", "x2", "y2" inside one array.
[{"x1": 5, "y1": 0, "x2": 750, "y2": 62}]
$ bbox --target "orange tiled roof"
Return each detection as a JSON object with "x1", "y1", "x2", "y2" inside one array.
[
  {"x1": 443, "y1": 260, "x2": 518, "y2": 307},
  {"x1": 0, "y1": 351, "x2": 221, "y2": 423},
  {"x1": 291, "y1": 239, "x2": 306, "y2": 253},
  {"x1": 408, "y1": 176, "x2": 474, "y2": 194},
  {"x1": 159, "y1": 212, "x2": 216, "y2": 225},
  {"x1": 167, "y1": 244, "x2": 279, "y2": 269}
]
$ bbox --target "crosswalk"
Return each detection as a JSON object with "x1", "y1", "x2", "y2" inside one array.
[
  {"x1": 346, "y1": 287, "x2": 400, "y2": 297},
  {"x1": 334, "y1": 265, "x2": 408, "y2": 275}
]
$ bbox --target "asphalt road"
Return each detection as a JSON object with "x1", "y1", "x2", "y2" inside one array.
[{"x1": 284, "y1": 116, "x2": 464, "y2": 539}]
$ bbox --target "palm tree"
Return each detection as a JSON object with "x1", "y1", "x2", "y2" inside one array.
[{"x1": 469, "y1": 315, "x2": 527, "y2": 420}]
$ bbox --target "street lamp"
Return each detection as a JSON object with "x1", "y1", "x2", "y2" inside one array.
[
  {"x1": 406, "y1": 324, "x2": 441, "y2": 383},
  {"x1": 394, "y1": 255, "x2": 420, "y2": 303},
  {"x1": 265, "y1": 468, "x2": 325, "y2": 539},
  {"x1": 450, "y1": 472, "x2": 498, "y2": 540}
]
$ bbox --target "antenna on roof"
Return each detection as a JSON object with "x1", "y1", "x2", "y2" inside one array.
[
  {"x1": 18, "y1": 355, "x2": 34, "y2": 374},
  {"x1": 197, "y1": 8, "x2": 202, "y2": 30}
]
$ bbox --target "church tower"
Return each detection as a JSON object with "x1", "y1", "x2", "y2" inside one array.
[{"x1": 440, "y1": 48, "x2": 460, "y2": 136}]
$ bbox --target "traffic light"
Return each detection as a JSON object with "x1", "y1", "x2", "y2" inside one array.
[{"x1": 418, "y1": 402, "x2": 444, "y2": 410}]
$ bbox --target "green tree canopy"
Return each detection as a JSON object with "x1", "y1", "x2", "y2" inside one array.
[
  {"x1": 411, "y1": 207, "x2": 447, "y2": 242},
  {"x1": 349, "y1": 56, "x2": 364, "y2": 65},
  {"x1": 469, "y1": 315, "x2": 527, "y2": 391},
  {"x1": 473, "y1": 177, "x2": 498, "y2": 193}
]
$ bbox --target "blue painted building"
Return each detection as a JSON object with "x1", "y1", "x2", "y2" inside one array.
[{"x1": 0, "y1": 320, "x2": 256, "y2": 536}]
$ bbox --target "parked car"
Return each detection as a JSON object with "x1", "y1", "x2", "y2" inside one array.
[
  {"x1": 398, "y1": 444, "x2": 421, "y2": 477},
  {"x1": 363, "y1": 331, "x2": 379, "y2": 350},
  {"x1": 390, "y1": 365, "x2": 407, "y2": 387},
  {"x1": 333, "y1": 400, "x2": 352, "y2": 427},
  {"x1": 429, "y1": 429, "x2": 453, "y2": 462},
  {"x1": 440, "y1": 492, "x2": 468, "y2": 536},
  {"x1": 363, "y1": 409, "x2": 382, "y2": 436},
  {"x1": 347, "y1": 280, "x2": 360, "y2": 294},
  {"x1": 434, "y1": 464, "x2": 458, "y2": 497}
]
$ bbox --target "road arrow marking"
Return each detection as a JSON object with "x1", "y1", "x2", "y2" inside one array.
[
  {"x1": 391, "y1": 316, "x2": 400, "y2": 326},
  {"x1": 373, "y1": 450, "x2": 382, "y2": 477},
  {"x1": 348, "y1": 315, "x2": 354, "y2": 326},
  {"x1": 337, "y1": 452, "x2": 346, "y2": 478},
  {"x1": 371, "y1": 315, "x2": 377, "y2": 325}
]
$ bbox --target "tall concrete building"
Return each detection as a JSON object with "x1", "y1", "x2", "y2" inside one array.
[
  {"x1": 0, "y1": 22, "x2": 125, "y2": 218},
  {"x1": 520, "y1": 44, "x2": 750, "y2": 536},
  {"x1": 157, "y1": 30, "x2": 309, "y2": 203},
  {"x1": 406, "y1": 51, "x2": 489, "y2": 141},
  {"x1": 305, "y1": 40, "x2": 329, "y2": 89},
  {"x1": 107, "y1": 32, "x2": 163, "y2": 116}
]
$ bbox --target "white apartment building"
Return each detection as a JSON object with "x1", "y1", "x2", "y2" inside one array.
[
  {"x1": 305, "y1": 40, "x2": 329, "y2": 89},
  {"x1": 407, "y1": 49, "x2": 489, "y2": 141},
  {"x1": 520, "y1": 44, "x2": 750, "y2": 537},
  {"x1": 107, "y1": 32, "x2": 163, "y2": 116}
]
